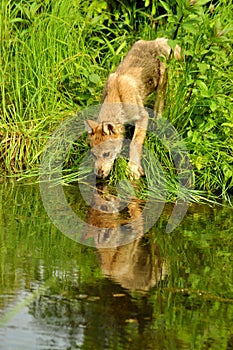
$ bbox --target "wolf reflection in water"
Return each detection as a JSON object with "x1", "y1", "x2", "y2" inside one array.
[{"x1": 83, "y1": 185, "x2": 168, "y2": 292}]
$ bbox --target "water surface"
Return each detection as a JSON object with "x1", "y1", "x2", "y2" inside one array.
[{"x1": 0, "y1": 183, "x2": 233, "y2": 349}]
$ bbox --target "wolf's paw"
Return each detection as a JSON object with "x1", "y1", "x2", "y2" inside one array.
[{"x1": 128, "y1": 161, "x2": 144, "y2": 180}]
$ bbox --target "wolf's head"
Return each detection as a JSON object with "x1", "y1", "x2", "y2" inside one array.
[{"x1": 85, "y1": 120, "x2": 124, "y2": 178}]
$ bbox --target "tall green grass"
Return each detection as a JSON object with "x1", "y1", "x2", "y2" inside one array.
[{"x1": 0, "y1": 0, "x2": 232, "y2": 202}]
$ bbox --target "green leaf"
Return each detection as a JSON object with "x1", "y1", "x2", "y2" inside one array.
[
  {"x1": 195, "y1": 0, "x2": 211, "y2": 5},
  {"x1": 159, "y1": 0, "x2": 171, "y2": 14},
  {"x1": 195, "y1": 156, "x2": 205, "y2": 171},
  {"x1": 210, "y1": 101, "x2": 217, "y2": 112},
  {"x1": 221, "y1": 123, "x2": 233, "y2": 128},
  {"x1": 167, "y1": 39, "x2": 179, "y2": 51},
  {"x1": 197, "y1": 63, "x2": 210, "y2": 75},
  {"x1": 90, "y1": 37, "x2": 105, "y2": 45},
  {"x1": 151, "y1": 2, "x2": 156, "y2": 15},
  {"x1": 182, "y1": 22, "x2": 196, "y2": 33},
  {"x1": 196, "y1": 80, "x2": 209, "y2": 97},
  {"x1": 89, "y1": 74, "x2": 100, "y2": 84},
  {"x1": 115, "y1": 41, "x2": 127, "y2": 56}
]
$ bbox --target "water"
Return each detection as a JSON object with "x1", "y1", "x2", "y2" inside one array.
[{"x1": 0, "y1": 183, "x2": 233, "y2": 350}]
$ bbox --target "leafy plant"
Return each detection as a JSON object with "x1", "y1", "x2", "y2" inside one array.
[{"x1": 0, "y1": 0, "x2": 232, "y2": 203}]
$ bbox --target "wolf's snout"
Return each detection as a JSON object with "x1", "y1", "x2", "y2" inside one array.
[{"x1": 95, "y1": 168, "x2": 105, "y2": 178}]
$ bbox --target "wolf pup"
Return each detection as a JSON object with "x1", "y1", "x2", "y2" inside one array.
[{"x1": 86, "y1": 38, "x2": 181, "y2": 179}]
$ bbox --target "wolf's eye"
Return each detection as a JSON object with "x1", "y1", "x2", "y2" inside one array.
[{"x1": 103, "y1": 152, "x2": 110, "y2": 158}]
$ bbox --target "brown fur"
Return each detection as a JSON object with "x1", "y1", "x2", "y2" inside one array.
[{"x1": 86, "y1": 38, "x2": 181, "y2": 179}]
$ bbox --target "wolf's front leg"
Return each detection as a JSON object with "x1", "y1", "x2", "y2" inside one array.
[{"x1": 128, "y1": 115, "x2": 148, "y2": 179}]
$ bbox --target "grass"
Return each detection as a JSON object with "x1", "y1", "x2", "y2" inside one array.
[{"x1": 0, "y1": 0, "x2": 233, "y2": 203}]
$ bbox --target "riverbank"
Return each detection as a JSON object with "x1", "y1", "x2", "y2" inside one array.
[{"x1": 1, "y1": 0, "x2": 232, "y2": 203}]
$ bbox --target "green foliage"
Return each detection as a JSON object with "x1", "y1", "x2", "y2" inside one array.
[
  {"x1": 162, "y1": 0, "x2": 233, "y2": 200},
  {"x1": 0, "y1": 0, "x2": 233, "y2": 202}
]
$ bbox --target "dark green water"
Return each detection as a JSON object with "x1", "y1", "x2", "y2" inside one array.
[{"x1": 0, "y1": 183, "x2": 233, "y2": 350}]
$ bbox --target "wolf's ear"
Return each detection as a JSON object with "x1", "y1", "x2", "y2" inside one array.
[
  {"x1": 102, "y1": 122, "x2": 123, "y2": 135},
  {"x1": 102, "y1": 122, "x2": 116, "y2": 135},
  {"x1": 102, "y1": 122, "x2": 122, "y2": 135},
  {"x1": 85, "y1": 119, "x2": 99, "y2": 134}
]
